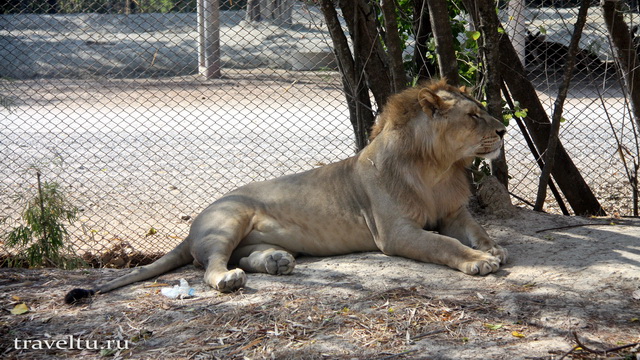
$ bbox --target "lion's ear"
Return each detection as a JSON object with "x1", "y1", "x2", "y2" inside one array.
[
  {"x1": 418, "y1": 88, "x2": 448, "y2": 116},
  {"x1": 459, "y1": 85, "x2": 469, "y2": 94}
]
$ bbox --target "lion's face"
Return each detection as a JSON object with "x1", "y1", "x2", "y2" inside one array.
[{"x1": 418, "y1": 86, "x2": 507, "y2": 162}]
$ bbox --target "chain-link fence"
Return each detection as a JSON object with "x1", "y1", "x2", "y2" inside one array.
[
  {"x1": 1, "y1": 0, "x2": 353, "y2": 265},
  {"x1": 501, "y1": 1, "x2": 638, "y2": 216},
  {"x1": 0, "y1": 0, "x2": 637, "y2": 266}
]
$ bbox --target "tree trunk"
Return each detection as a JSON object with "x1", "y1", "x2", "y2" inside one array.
[
  {"x1": 534, "y1": 0, "x2": 590, "y2": 212},
  {"x1": 466, "y1": 0, "x2": 509, "y2": 188},
  {"x1": 461, "y1": 0, "x2": 604, "y2": 216},
  {"x1": 502, "y1": 83, "x2": 570, "y2": 215},
  {"x1": 381, "y1": 0, "x2": 407, "y2": 93},
  {"x1": 603, "y1": 0, "x2": 640, "y2": 215},
  {"x1": 339, "y1": 0, "x2": 393, "y2": 108},
  {"x1": 269, "y1": 0, "x2": 292, "y2": 26},
  {"x1": 246, "y1": 0, "x2": 261, "y2": 22},
  {"x1": 603, "y1": 0, "x2": 640, "y2": 130},
  {"x1": 247, "y1": 0, "x2": 292, "y2": 26},
  {"x1": 413, "y1": 0, "x2": 437, "y2": 81},
  {"x1": 319, "y1": 0, "x2": 375, "y2": 151},
  {"x1": 426, "y1": 0, "x2": 459, "y2": 84}
]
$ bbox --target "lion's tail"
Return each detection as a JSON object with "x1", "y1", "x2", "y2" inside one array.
[{"x1": 64, "y1": 238, "x2": 193, "y2": 304}]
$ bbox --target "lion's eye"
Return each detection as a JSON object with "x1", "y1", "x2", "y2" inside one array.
[{"x1": 469, "y1": 113, "x2": 480, "y2": 120}]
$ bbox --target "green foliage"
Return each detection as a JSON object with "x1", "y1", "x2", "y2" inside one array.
[
  {"x1": 502, "y1": 101, "x2": 528, "y2": 126},
  {"x1": 390, "y1": 0, "x2": 414, "y2": 53},
  {"x1": 4, "y1": 172, "x2": 83, "y2": 269},
  {"x1": 471, "y1": 157, "x2": 492, "y2": 184},
  {"x1": 399, "y1": 0, "x2": 481, "y2": 87}
]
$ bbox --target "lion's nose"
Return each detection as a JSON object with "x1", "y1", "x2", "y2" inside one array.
[{"x1": 496, "y1": 129, "x2": 506, "y2": 139}]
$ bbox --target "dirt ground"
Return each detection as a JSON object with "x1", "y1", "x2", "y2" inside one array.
[{"x1": 0, "y1": 208, "x2": 639, "y2": 359}]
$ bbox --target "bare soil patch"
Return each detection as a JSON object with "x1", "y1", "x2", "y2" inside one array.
[{"x1": 1, "y1": 208, "x2": 639, "y2": 359}]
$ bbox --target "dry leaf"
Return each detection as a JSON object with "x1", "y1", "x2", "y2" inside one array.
[
  {"x1": 11, "y1": 303, "x2": 29, "y2": 315},
  {"x1": 511, "y1": 331, "x2": 526, "y2": 338},
  {"x1": 11, "y1": 295, "x2": 20, "y2": 301}
]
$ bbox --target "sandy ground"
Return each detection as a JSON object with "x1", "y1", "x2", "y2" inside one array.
[{"x1": 1, "y1": 208, "x2": 639, "y2": 359}]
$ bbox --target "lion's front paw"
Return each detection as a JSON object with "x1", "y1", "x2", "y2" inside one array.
[
  {"x1": 459, "y1": 252, "x2": 501, "y2": 276},
  {"x1": 265, "y1": 251, "x2": 295, "y2": 275},
  {"x1": 209, "y1": 268, "x2": 246, "y2": 292},
  {"x1": 486, "y1": 244, "x2": 508, "y2": 264}
]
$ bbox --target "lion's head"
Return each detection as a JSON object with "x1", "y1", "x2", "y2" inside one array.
[
  {"x1": 367, "y1": 79, "x2": 507, "y2": 223},
  {"x1": 370, "y1": 79, "x2": 506, "y2": 166}
]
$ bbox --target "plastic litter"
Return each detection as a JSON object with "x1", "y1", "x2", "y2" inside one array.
[{"x1": 160, "y1": 278, "x2": 195, "y2": 299}]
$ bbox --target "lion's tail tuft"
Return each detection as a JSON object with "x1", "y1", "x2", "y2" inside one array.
[
  {"x1": 64, "y1": 288, "x2": 96, "y2": 304},
  {"x1": 63, "y1": 238, "x2": 193, "y2": 305}
]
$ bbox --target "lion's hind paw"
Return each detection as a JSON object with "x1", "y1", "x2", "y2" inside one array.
[
  {"x1": 211, "y1": 268, "x2": 246, "y2": 293},
  {"x1": 265, "y1": 251, "x2": 295, "y2": 275}
]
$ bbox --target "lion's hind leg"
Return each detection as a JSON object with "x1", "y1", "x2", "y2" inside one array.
[
  {"x1": 232, "y1": 245, "x2": 296, "y2": 275},
  {"x1": 190, "y1": 207, "x2": 254, "y2": 293}
]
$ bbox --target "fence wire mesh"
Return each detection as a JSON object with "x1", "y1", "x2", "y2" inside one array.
[
  {"x1": 0, "y1": 0, "x2": 637, "y2": 266},
  {"x1": 501, "y1": 1, "x2": 639, "y2": 216}
]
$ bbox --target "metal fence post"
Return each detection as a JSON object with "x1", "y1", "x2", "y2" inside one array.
[{"x1": 199, "y1": 0, "x2": 221, "y2": 79}]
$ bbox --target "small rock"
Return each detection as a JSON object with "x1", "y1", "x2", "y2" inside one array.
[
  {"x1": 477, "y1": 175, "x2": 516, "y2": 218},
  {"x1": 180, "y1": 214, "x2": 191, "y2": 221}
]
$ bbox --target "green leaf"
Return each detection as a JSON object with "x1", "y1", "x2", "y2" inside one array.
[
  {"x1": 469, "y1": 31, "x2": 481, "y2": 41},
  {"x1": 514, "y1": 108, "x2": 528, "y2": 118},
  {"x1": 146, "y1": 227, "x2": 158, "y2": 237},
  {"x1": 100, "y1": 349, "x2": 117, "y2": 357},
  {"x1": 484, "y1": 323, "x2": 503, "y2": 330}
]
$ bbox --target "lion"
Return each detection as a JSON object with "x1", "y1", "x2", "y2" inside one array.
[{"x1": 65, "y1": 79, "x2": 508, "y2": 303}]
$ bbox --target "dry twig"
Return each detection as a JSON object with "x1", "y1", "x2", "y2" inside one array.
[{"x1": 559, "y1": 331, "x2": 640, "y2": 359}]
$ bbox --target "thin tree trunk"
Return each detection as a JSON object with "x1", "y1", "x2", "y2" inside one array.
[
  {"x1": 426, "y1": 0, "x2": 459, "y2": 84},
  {"x1": 246, "y1": 0, "x2": 261, "y2": 22},
  {"x1": 466, "y1": 0, "x2": 509, "y2": 188},
  {"x1": 603, "y1": 0, "x2": 640, "y2": 130},
  {"x1": 413, "y1": 0, "x2": 437, "y2": 81},
  {"x1": 381, "y1": 0, "x2": 407, "y2": 93},
  {"x1": 534, "y1": 0, "x2": 590, "y2": 212},
  {"x1": 500, "y1": 36, "x2": 604, "y2": 215},
  {"x1": 502, "y1": 83, "x2": 570, "y2": 215},
  {"x1": 461, "y1": 0, "x2": 604, "y2": 216},
  {"x1": 319, "y1": 0, "x2": 375, "y2": 151},
  {"x1": 603, "y1": 0, "x2": 640, "y2": 215},
  {"x1": 340, "y1": 0, "x2": 393, "y2": 108}
]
